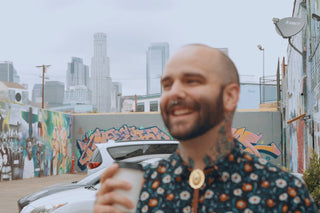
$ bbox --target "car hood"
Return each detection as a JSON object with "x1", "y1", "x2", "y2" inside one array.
[
  {"x1": 21, "y1": 185, "x2": 98, "y2": 213},
  {"x1": 18, "y1": 182, "x2": 88, "y2": 210}
]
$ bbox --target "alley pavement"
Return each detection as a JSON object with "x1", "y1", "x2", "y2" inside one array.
[{"x1": 0, "y1": 173, "x2": 86, "y2": 213}]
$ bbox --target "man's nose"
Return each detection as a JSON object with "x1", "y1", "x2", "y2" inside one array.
[{"x1": 167, "y1": 81, "x2": 186, "y2": 99}]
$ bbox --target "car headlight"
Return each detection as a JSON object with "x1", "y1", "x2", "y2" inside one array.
[{"x1": 30, "y1": 203, "x2": 67, "y2": 213}]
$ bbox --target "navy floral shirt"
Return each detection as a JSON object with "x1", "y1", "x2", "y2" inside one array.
[{"x1": 136, "y1": 140, "x2": 318, "y2": 213}]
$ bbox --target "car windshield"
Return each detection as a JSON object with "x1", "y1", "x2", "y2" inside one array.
[
  {"x1": 90, "y1": 148, "x2": 103, "y2": 162},
  {"x1": 107, "y1": 144, "x2": 177, "y2": 160}
]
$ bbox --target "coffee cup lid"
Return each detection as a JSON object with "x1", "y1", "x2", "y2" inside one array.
[{"x1": 117, "y1": 161, "x2": 144, "y2": 171}]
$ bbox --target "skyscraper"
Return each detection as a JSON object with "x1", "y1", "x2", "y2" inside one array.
[
  {"x1": 110, "y1": 82, "x2": 122, "y2": 112},
  {"x1": 146, "y1": 43, "x2": 169, "y2": 95},
  {"x1": 90, "y1": 33, "x2": 112, "y2": 112},
  {"x1": 44, "y1": 81, "x2": 65, "y2": 107},
  {"x1": 66, "y1": 57, "x2": 89, "y2": 89},
  {"x1": 65, "y1": 57, "x2": 90, "y2": 105},
  {"x1": 0, "y1": 61, "x2": 20, "y2": 83}
]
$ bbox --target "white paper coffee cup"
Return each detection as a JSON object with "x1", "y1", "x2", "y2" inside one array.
[{"x1": 114, "y1": 162, "x2": 144, "y2": 213}]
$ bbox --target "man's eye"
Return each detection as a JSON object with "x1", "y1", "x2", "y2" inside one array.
[
  {"x1": 162, "y1": 82, "x2": 172, "y2": 89},
  {"x1": 186, "y1": 79, "x2": 199, "y2": 84}
]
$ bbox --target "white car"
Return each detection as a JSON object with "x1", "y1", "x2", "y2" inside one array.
[
  {"x1": 18, "y1": 169, "x2": 102, "y2": 211},
  {"x1": 21, "y1": 181, "x2": 101, "y2": 213},
  {"x1": 21, "y1": 157, "x2": 168, "y2": 213},
  {"x1": 87, "y1": 140, "x2": 178, "y2": 175},
  {"x1": 20, "y1": 141, "x2": 179, "y2": 212}
]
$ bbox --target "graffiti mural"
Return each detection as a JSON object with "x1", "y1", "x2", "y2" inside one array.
[
  {"x1": 232, "y1": 127, "x2": 281, "y2": 161},
  {"x1": 76, "y1": 125, "x2": 172, "y2": 170},
  {"x1": 76, "y1": 125, "x2": 281, "y2": 171},
  {"x1": 0, "y1": 102, "x2": 42, "y2": 181},
  {"x1": 39, "y1": 110, "x2": 73, "y2": 176},
  {"x1": 0, "y1": 101, "x2": 283, "y2": 179},
  {"x1": 0, "y1": 100, "x2": 75, "y2": 182}
]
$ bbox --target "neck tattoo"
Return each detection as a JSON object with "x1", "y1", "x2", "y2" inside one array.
[
  {"x1": 188, "y1": 115, "x2": 234, "y2": 189},
  {"x1": 188, "y1": 157, "x2": 195, "y2": 169}
]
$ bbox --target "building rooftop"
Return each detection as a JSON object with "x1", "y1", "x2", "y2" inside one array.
[{"x1": 0, "y1": 81, "x2": 26, "y2": 89}]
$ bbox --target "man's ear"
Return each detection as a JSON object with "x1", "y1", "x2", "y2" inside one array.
[{"x1": 223, "y1": 83, "x2": 240, "y2": 112}]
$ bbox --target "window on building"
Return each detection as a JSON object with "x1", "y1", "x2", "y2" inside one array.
[
  {"x1": 150, "y1": 101, "x2": 158, "y2": 112},
  {"x1": 137, "y1": 103, "x2": 144, "y2": 112}
]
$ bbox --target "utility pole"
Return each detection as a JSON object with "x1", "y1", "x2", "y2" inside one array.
[
  {"x1": 36, "y1": 65, "x2": 51, "y2": 109},
  {"x1": 257, "y1": 45, "x2": 265, "y2": 104},
  {"x1": 135, "y1": 94, "x2": 137, "y2": 112}
]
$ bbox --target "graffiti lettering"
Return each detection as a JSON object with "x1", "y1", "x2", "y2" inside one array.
[
  {"x1": 243, "y1": 143, "x2": 281, "y2": 158},
  {"x1": 232, "y1": 127, "x2": 281, "y2": 159},
  {"x1": 76, "y1": 125, "x2": 172, "y2": 170}
]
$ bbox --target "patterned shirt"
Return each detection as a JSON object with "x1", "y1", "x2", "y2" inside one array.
[{"x1": 136, "y1": 140, "x2": 318, "y2": 213}]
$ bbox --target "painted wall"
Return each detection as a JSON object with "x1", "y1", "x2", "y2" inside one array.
[
  {"x1": 0, "y1": 101, "x2": 73, "y2": 181},
  {"x1": 284, "y1": 7, "x2": 309, "y2": 173},
  {"x1": 281, "y1": 0, "x2": 319, "y2": 173},
  {"x1": 233, "y1": 111, "x2": 282, "y2": 167},
  {"x1": 0, "y1": 100, "x2": 282, "y2": 181},
  {"x1": 72, "y1": 113, "x2": 170, "y2": 172},
  {"x1": 39, "y1": 110, "x2": 73, "y2": 176},
  {"x1": 306, "y1": 0, "x2": 320, "y2": 164},
  {"x1": 74, "y1": 111, "x2": 282, "y2": 172},
  {"x1": 0, "y1": 102, "x2": 41, "y2": 181}
]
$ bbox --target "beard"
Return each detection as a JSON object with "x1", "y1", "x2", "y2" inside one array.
[{"x1": 161, "y1": 89, "x2": 225, "y2": 140}]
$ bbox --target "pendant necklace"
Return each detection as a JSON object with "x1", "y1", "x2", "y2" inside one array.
[{"x1": 189, "y1": 169, "x2": 205, "y2": 189}]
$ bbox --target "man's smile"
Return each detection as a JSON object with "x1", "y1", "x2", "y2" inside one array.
[{"x1": 170, "y1": 107, "x2": 194, "y2": 116}]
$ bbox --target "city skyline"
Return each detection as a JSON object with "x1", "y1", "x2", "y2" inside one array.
[{"x1": 0, "y1": 0, "x2": 294, "y2": 96}]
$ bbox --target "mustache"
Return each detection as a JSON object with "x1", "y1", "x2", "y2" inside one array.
[{"x1": 165, "y1": 100, "x2": 199, "y2": 112}]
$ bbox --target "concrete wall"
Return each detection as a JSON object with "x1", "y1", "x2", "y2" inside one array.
[
  {"x1": 0, "y1": 100, "x2": 282, "y2": 181},
  {"x1": 74, "y1": 111, "x2": 282, "y2": 172}
]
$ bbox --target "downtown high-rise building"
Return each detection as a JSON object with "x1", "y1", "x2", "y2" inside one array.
[
  {"x1": 66, "y1": 57, "x2": 89, "y2": 89},
  {"x1": 44, "y1": 81, "x2": 65, "y2": 107},
  {"x1": 146, "y1": 43, "x2": 169, "y2": 95},
  {"x1": 65, "y1": 57, "x2": 90, "y2": 105},
  {"x1": 90, "y1": 33, "x2": 112, "y2": 113},
  {"x1": 0, "y1": 61, "x2": 20, "y2": 83},
  {"x1": 110, "y1": 82, "x2": 122, "y2": 113}
]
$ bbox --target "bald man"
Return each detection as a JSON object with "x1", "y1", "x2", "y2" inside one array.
[{"x1": 94, "y1": 44, "x2": 317, "y2": 212}]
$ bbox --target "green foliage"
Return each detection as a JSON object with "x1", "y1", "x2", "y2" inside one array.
[{"x1": 303, "y1": 151, "x2": 320, "y2": 208}]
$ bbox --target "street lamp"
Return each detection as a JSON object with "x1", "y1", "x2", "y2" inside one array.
[{"x1": 257, "y1": 45, "x2": 265, "y2": 104}]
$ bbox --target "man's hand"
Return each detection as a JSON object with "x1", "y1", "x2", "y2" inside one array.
[{"x1": 94, "y1": 164, "x2": 135, "y2": 213}]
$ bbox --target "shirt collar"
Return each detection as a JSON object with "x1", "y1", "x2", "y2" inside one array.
[{"x1": 168, "y1": 139, "x2": 243, "y2": 179}]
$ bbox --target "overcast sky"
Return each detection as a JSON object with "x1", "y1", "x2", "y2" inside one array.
[{"x1": 0, "y1": 0, "x2": 294, "y2": 96}]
